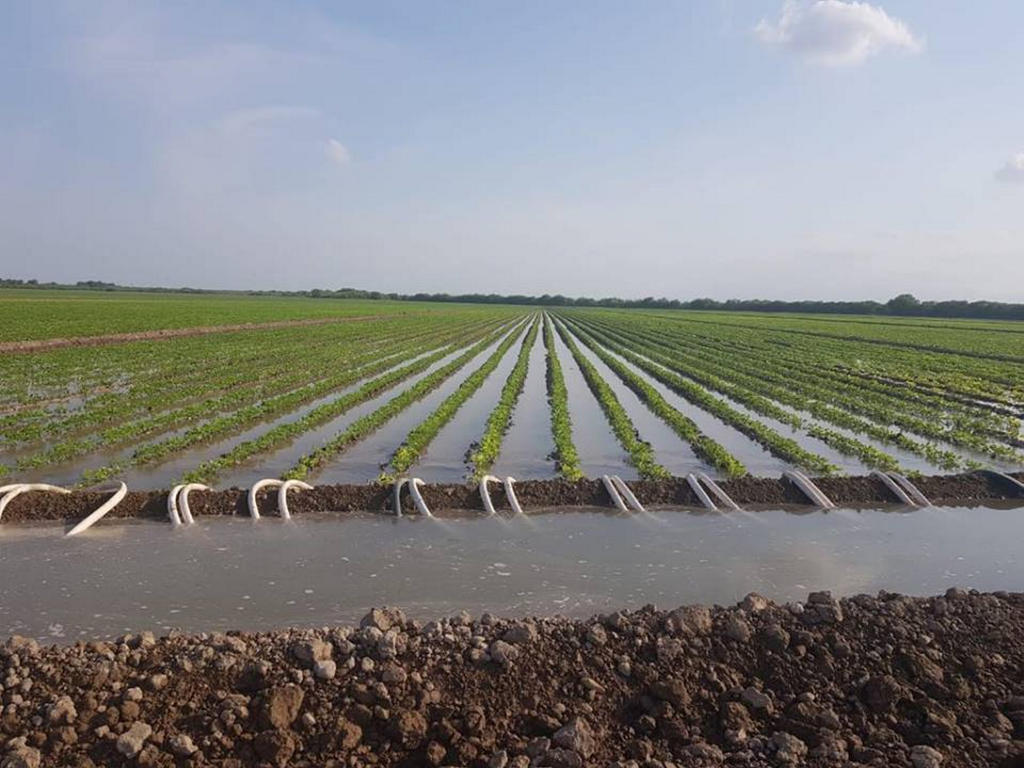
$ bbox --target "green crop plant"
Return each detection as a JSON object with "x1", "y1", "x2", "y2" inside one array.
[
  {"x1": 388, "y1": 318, "x2": 534, "y2": 476},
  {"x1": 543, "y1": 315, "x2": 583, "y2": 481},
  {"x1": 469, "y1": 316, "x2": 541, "y2": 479},
  {"x1": 552, "y1": 318, "x2": 669, "y2": 480}
]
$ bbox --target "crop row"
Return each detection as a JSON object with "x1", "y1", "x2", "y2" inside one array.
[
  {"x1": 573, "y1": 312, "x2": 998, "y2": 469},
  {"x1": 563, "y1": 314, "x2": 897, "y2": 472},
  {"x1": 636, "y1": 310, "x2": 1024, "y2": 407},
  {"x1": 14, "y1": 317, "x2": 487, "y2": 477},
  {"x1": 567, "y1": 315, "x2": 935, "y2": 471},
  {"x1": 543, "y1": 316, "x2": 583, "y2": 481},
  {"x1": 555, "y1": 315, "x2": 840, "y2": 474},
  {"x1": 552, "y1": 319, "x2": 669, "y2": 480},
  {"x1": 468, "y1": 317, "x2": 542, "y2": 479},
  {"x1": 80, "y1": 318, "x2": 505, "y2": 484},
  {"x1": 2, "y1": 320, "x2": 409, "y2": 446},
  {"x1": 284, "y1": 320, "x2": 529, "y2": 481},
  {"x1": 559, "y1": 320, "x2": 747, "y2": 477},
  {"x1": 574, "y1": 313, "x2": 962, "y2": 470},
  {"x1": 179, "y1": 322, "x2": 508, "y2": 484},
  {"x1": 16, "y1": 335, "x2": 401, "y2": 471},
  {"x1": 388, "y1": 318, "x2": 535, "y2": 477},
  {"x1": 646, "y1": 318, "x2": 1016, "y2": 445}
]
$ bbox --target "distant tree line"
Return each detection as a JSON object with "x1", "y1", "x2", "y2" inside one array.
[{"x1": 3, "y1": 279, "x2": 1022, "y2": 321}]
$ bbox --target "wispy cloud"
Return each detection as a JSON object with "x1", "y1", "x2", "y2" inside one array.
[
  {"x1": 756, "y1": 0, "x2": 923, "y2": 67},
  {"x1": 325, "y1": 138, "x2": 351, "y2": 166},
  {"x1": 218, "y1": 106, "x2": 320, "y2": 136},
  {"x1": 995, "y1": 153, "x2": 1024, "y2": 183}
]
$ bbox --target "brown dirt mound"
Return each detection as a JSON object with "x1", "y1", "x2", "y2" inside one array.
[
  {"x1": 4, "y1": 590, "x2": 1024, "y2": 767},
  {"x1": 0, "y1": 472, "x2": 1021, "y2": 525}
]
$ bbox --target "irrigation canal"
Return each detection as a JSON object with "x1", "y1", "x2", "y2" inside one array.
[{"x1": 3, "y1": 504, "x2": 1023, "y2": 642}]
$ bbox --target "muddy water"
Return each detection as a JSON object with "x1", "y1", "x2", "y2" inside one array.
[
  {"x1": 412, "y1": 324, "x2": 530, "y2": 482},
  {"x1": 492, "y1": 330, "x2": 555, "y2": 479},
  {"x1": 3, "y1": 505, "x2": 1023, "y2": 643},
  {"x1": 549, "y1": 328, "x2": 631, "y2": 477}
]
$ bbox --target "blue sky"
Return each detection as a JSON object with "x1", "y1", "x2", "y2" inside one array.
[{"x1": 1, "y1": 1, "x2": 1022, "y2": 300}]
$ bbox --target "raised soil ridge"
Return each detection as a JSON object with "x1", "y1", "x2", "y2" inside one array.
[{"x1": 3, "y1": 590, "x2": 1024, "y2": 766}]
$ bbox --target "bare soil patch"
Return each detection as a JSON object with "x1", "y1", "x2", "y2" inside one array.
[{"x1": 1, "y1": 316, "x2": 380, "y2": 354}]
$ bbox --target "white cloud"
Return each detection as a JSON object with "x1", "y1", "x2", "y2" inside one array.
[
  {"x1": 995, "y1": 153, "x2": 1024, "y2": 183},
  {"x1": 756, "y1": 1, "x2": 923, "y2": 66},
  {"x1": 325, "y1": 138, "x2": 351, "y2": 166}
]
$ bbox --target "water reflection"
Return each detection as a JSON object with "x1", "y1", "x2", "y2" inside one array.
[{"x1": 1, "y1": 503, "x2": 1022, "y2": 643}]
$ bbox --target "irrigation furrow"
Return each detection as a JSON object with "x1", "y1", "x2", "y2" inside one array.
[
  {"x1": 78, "y1": 319, "x2": 503, "y2": 484},
  {"x1": 557, "y1": 320, "x2": 746, "y2": 477},
  {"x1": 181, "y1": 322, "x2": 508, "y2": 485},
  {"x1": 283, "y1": 319, "x2": 531, "y2": 481},
  {"x1": 570, "y1": 314, "x2": 984, "y2": 470},
  {"x1": 542, "y1": 316, "x2": 583, "y2": 481},
  {"x1": 468, "y1": 316, "x2": 542, "y2": 479},
  {"x1": 555, "y1": 315, "x2": 838, "y2": 474},
  {"x1": 387, "y1": 319, "x2": 535, "y2": 477},
  {"x1": 551, "y1": 317, "x2": 669, "y2": 480}
]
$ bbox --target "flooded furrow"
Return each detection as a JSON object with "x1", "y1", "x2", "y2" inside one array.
[
  {"x1": 492, "y1": 329, "x2": 555, "y2": 479},
  {"x1": 548, "y1": 324, "x2": 631, "y2": 478},
  {"x1": 214, "y1": 344, "x2": 482, "y2": 488},
  {"x1": 311, "y1": 330, "x2": 521, "y2": 484},
  {"x1": 411, "y1": 328, "x2": 527, "y2": 482},
  {"x1": 557, "y1": 321, "x2": 706, "y2": 477}
]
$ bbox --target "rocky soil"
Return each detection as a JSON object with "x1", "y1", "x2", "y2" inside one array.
[{"x1": 4, "y1": 590, "x2": 1024, "y2": 767}]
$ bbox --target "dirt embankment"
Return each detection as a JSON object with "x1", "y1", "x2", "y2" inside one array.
[
  {"x1": 0, "y1": 316, "x2": 381, "y2": 354},
  {"x1": 4, "y1": 590, "x2": 1024, "y2": 767},
  {"x1": 0, "y1": 472, "x2": 1020, "y2": 524}
]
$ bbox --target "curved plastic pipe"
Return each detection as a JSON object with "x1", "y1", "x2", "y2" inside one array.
[
  {"x1": 407, "y1": 478, "x2": 433, "y2": 518},
  {"x1": 601, "y1": 475, "x2": 629, "y2": 513},
  {"x1": 783, "y1": 470, "x2": 835, "y2": 509},
  {"x1": 277, "y1": 479, "x2": 313, "y2": 520},
  {"x1": 869, "y1": 471, "x2": 915, "y2": 506},
  {"x1": 479, "y1": 475, "x2": 500, "y2": 516},
  {"x1": 503, "y1": 476, "x2": 525, "y2": 517},
  {"x1": 695, "y1": 472, "x2": 741, "y2": 511},
  {"x1": 178, "y1": 483, "x2": 210, "y2": 525},
  {"x1": 976, "y1": 469, "x2": 1024, "y2": 497},
  {"x1": 611, "y1": 475, "x2": 645, "y2": 512},
  {"x1": 248, "y1": 479, "x2": 283, "y2": 521},
  {"x1": 392, "y1": 478, "x2": 408, "y2": 517},
  {"x1": 888, "y1": 472, "x2": 931, "y2": 507},
  {"x1": 0, "y1": 483, "x2": 71, "y2": 521},
  {"x1": 167, "y1": 483, "x2": 186, "y2": 526},
  {"x1": 686, "y1": 473, "x2": 718, "y2": 510},
  {"x1": 66, "y1": 482, "x2": 128, "y2": 537}
]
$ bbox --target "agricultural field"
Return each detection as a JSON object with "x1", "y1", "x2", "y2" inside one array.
[{"x1": 1, "y1": 291, "x2": 1022, "y2": 489}]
